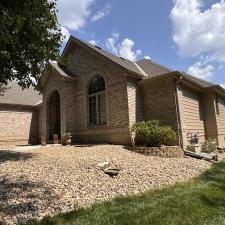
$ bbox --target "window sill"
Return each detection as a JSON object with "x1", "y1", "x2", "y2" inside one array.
[{"x1": 88, "y1": 124, "x2": 108, "y2": 129}]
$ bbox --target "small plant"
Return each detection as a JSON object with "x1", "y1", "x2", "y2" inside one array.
[
  {"x1": 131, "y1": 120, "x2": 176, "y2": 147},
  {"x1": 201, "y1": 139, "x2": 217, "y2": 153},
  {"x1": 53, "y1": 134, "x2": 59, "y2": 144},
  {"x1": 186, "y1": 145, "x2": 196, "y2": 152},
  {"x1": 63, "y1": 132, "x2": 72, "y2": 145}
]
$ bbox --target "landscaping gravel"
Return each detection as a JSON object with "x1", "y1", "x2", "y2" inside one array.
[{"x1": 0, "y1": 144, "x2": 215, "y2": 225}]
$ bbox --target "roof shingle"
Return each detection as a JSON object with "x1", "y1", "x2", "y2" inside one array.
[{"x1": 0, "y1": 82, "x2": 42, "y2": 106}]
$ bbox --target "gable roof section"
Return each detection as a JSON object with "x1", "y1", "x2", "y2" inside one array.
[
  {"x1": 62, "y1": 36, "x2": 146, "y2": 78},
  {"x1": 61, "y1": 36, "x2": 225, "y2": 94},
  {"x1": 136, "y1": 59, "x2": 173, "y2": 78},
  {"x1": 0, "y1": 82, "x2": 42, "y2": 107}
]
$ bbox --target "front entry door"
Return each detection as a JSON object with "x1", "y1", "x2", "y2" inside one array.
[{"x1": 48, "y1": 91, "x2": 61, "y2": 140}]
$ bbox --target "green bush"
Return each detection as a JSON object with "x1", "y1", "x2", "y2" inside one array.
[
  {"x1": 202, "y1": 139, "x2": 217, "y2": 153},
  {"x1": 131, "y1": 120, "x2": 177, "y2": 147}
]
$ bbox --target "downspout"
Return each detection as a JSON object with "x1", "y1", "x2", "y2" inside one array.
[{"x1": 174, "y1": 76, "x2": 184, "y2": 148}]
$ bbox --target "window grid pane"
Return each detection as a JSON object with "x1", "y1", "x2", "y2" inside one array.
[
  {"x1": 98, "y1": 93, "x2": 106, "y2": 125},
  {"x1": 88, "y1": 76, "x2": 107, "y2": 126},
  {"x1": 89, "y1": 96, "x2": 97, "y2": 126}
]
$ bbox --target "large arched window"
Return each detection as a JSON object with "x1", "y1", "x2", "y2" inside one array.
[{"x1": 88, "y1": 75, "x2": 106, "y2": 126}]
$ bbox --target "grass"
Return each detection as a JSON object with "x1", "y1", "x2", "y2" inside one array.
[{"x1": 30, "y1": 160, "x2": 225, "y2": 225}]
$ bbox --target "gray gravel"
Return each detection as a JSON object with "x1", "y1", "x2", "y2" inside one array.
[{"x1": 0, "y1": 144, "x2": 213, "y2": 225}]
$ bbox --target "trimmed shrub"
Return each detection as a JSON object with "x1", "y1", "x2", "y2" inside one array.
[
  {"x1": 131, "y1": 120, "x2": 177, "y2": 147},
  {"x1": 201, "y1": 139, "x2": 217, "y2": 153}
]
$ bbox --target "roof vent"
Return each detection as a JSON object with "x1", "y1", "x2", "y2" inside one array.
[
  {"x1": 120, "y1": 57, "x2": 126, "y2": 60},
  {"x1": 95, "y1": 45, "x2": 102, "y2": 50}
]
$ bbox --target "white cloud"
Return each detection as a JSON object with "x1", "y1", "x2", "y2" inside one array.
[
  {"x1": 220, "y1": 84, "x2": 225, "y2": 89},
  {"x1": 187, "y1": 61, "x2": 214, "y2": 79},
  {"x1": 56, "y1": 0, "x2": 94, "y2": 31},
  {"x1": 144, "y1": 56, "x2": 151, "y2": 60},
  {"x1": 89, "y1": 39, "x2": 98, "y2": 45},
  {"x1": 119, "y1": 39, "x2": 142, "y2": 61},
  {"x1": 61, "y1": 26, "x2": 70, "y2": 43},
  {"x1": 106, "y1": 32, "x2": 119, "y2": 55},
  {"x1": 106, "y1": 33, "x2": 142, "y2": 61},
  {"x1": 170, "y1": 0, "x2": 225, "y2": 63},
  {"x1": 91, "y1": 3, "x2": 111, "y2": 22}
]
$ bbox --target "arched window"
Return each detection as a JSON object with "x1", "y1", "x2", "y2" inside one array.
[{"x1": 88, "y1": 76, "x2": 106, "y2": 126}]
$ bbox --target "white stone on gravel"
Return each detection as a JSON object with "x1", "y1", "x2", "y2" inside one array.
[{"x1": 0, "y1": 144, "x2": 220, "y2": 225}]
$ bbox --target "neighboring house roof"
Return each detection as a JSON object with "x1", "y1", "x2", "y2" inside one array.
[{"x1": 0, "y1": 82, "x2": 42, "y2": 107}]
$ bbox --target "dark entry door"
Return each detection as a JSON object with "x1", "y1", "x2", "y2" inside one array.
[{"x1": 48, "y1": 91, "x2": 61, "y2": 140}]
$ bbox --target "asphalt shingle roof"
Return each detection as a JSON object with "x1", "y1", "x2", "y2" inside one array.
[
  {"x1": 67, "y1": 36, "x2": 221, "y2": 90},
  {"x1": 136, "y1": 59, "x2": 173, "y2": 78},
  {"x1": 0, "y1": 82, "x2": 42, "y2": 106},
  {"x1": 136, "y1": 59, "x2": 216, "y2": 88},
  {"x1": 181, "y1": 73, "x2": 215, "y2": 88}
]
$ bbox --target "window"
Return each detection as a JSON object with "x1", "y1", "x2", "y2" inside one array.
[{"x1": 88, "y1": 76, "x2": 106, "y2": 126}]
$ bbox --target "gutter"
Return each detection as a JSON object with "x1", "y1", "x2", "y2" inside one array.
[
  {"x1": 173, "y1": 76, "x2": 184, "y2": 149},
  {"x1": 138, "y1": 71, "x2": 181, "y2": 85}
]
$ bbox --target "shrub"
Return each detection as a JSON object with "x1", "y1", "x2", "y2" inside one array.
[
  {"x1": 186, "y1": 145, "x2": 196, "y2": 153},
  {"x1": 131, "y1": 120, "x2": 177, "y2": 147},
  {"x1": 201, "y1": 139, "x2": 217, "y2": 153}
]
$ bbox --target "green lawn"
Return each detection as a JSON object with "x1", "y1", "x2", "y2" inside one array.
[{"x1": 30, "y1": 160, "x2": 225, "y2": 225}]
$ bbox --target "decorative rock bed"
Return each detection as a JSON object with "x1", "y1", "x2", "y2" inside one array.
[
  {"x1": 127, "y1": 146, "x2": 184, "y2": 158},
  {"x1": 0, "y1": 144, "x2": 213, "y2": 224}
]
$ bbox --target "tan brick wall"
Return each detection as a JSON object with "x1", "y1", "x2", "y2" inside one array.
[
  {"x1": 0, "y1": 104, "x2": 39, "y2": 144},
  {"x1": 216, "y1": 95, "x2": 225, "y2": 146},
  {"x1": 202, "y1": 92, "x2": 218, "y2": 142},
  {"x1": 127, "y1": 78, "x2": 143, "y2": 129},
  {"x1": 181, "y1": 87, "x2": 206, "y2": 145},
  {"x1": 141, "y1": 77, "x2": 179, "y2": 144},
  {"x1": 40, "y1": 44, "x2": 132, "y2": 145}
]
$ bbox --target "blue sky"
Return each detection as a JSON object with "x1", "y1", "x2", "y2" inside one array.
[{"x1": 56, "y1": 0, "x2": 225, "y2": 87}]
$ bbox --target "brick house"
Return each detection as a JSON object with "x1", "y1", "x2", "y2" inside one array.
[
  {"x1": 0, "y1": 82, "x2": 41, "y2": 145},
  {"x1": 1, "y1": 35, "x2": 225, "y2": 148}
]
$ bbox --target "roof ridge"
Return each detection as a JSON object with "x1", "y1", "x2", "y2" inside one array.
[{"x1": 133, "y1": 62, "x2": 148, "y2": 77}]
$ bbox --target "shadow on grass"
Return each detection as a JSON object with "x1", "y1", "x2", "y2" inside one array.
[
  {"x1": 0, "y1": 176, "x2": 61, "y2": 225},
  {"x1": 0, "y1": 150, "x2": 34, "y2": 164}
]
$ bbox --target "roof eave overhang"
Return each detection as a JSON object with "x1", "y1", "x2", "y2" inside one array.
[
  {"x1": 41, "y1": 63, "x2": 76, "y2": 87},
  {"x1": 204, "y1": 85, "x2": 225, "y2": 97},
  {"x1": 177, "y1": 73, "x2": 225, "y2": 96},
  {"x1": 0, "y1": 102, "x2": 40, "y2": 109},
  {"x1": 138, "y1": 71, "x2": 181, "y2": 85}
]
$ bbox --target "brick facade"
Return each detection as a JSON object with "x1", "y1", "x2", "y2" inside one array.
[
  {"x1": 40, "y1": 44, "x2": 134, "y2": 145},
  {"x1": 1, "y1": 38, "x2": 225, "y2": 148},
  {"x1": 0, "y1": 104, "x2": 39, "y2": 144},
  {"x1": 140, "y1": 77, "x2": 180, "y2": 145}
]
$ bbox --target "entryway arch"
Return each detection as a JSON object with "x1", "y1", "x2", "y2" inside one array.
[{"x1": 48, "y1": 90, "x2": 61, "y2": 141}]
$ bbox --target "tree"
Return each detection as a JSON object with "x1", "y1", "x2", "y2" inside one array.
[
  {"x1": 0, "y1": 83, "x2": 8, "y2": 96},
  {"x1": 0, "y1": 0, "x2": 62, "y2": 89}
]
